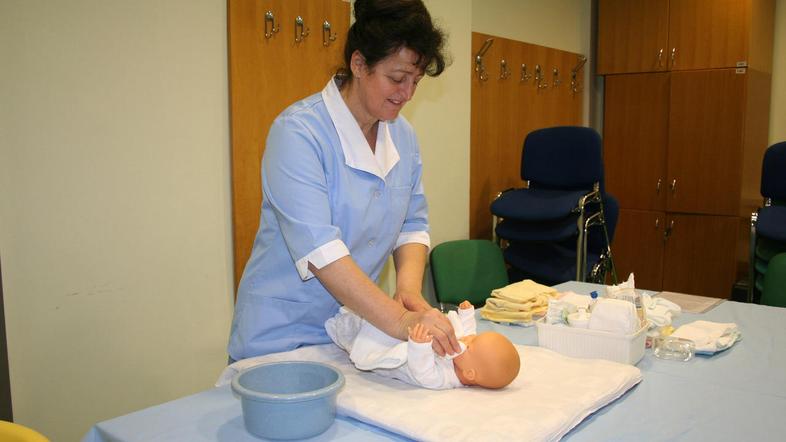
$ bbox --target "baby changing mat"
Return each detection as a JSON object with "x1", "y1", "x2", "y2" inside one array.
[{"x1": 218, "y1": 344, "x2": 642, "y2": 442}]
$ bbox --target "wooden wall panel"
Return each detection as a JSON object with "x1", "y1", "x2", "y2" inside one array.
[
  {"x1": 470, "y1": 32, "x2": 585, "y2": 239},
  {"x1": 229, "y1": 0, "x2": 349, "y2": 287}
]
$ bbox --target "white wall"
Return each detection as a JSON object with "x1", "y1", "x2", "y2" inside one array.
[{"x1": 0, "y1": 1, "x2": 234, "y2": 441}]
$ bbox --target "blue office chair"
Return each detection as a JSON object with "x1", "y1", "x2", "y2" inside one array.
[
  {"x1": 749, "y1": 141, "x2": 786, "y2": 303},
  {"x1": 491, "y1": 126, "x2": 618, "y2": 286}
]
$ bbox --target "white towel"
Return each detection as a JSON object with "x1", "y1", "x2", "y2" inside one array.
[
  {"x1": 671, "y1": 320, "x2": 741, "y2": 354},
  {"x1": 642, "y1": 294, "x2": 682, "y2": 328},
  {"x1": 588, "y1": 298, "x2": 640, "y2": 334},
  {"x1": 216, "y1": 344, "x2": 642, "y2": 442}
]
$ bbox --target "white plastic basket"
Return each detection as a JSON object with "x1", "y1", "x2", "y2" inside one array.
[{"x1": 535, "y1": 319, "x2": 648, "y2": 365}]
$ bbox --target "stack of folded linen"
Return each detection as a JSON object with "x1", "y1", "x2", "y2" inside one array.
[{"x1": 480, "y1": 279, "x2": 558, "y2": 324}]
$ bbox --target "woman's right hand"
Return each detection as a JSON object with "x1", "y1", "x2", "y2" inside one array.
[{"x1": 402, "y1": 308, "x2": 461, "y2": 356}]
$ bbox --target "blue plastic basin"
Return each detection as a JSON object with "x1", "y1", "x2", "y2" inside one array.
[{"x1": 231, "y1": 361, "x2": 345, "y2": 440}]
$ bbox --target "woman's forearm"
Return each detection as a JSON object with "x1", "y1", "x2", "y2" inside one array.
[
  {"x1": 392, "y1": 242, "x2": 431, "y2": 311},
  {"x1": 310, "y1": 256, "x2": 412, "y2": 340}
]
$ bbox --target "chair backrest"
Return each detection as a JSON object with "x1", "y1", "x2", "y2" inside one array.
[
  {"x1": 762, "y1": 141, "x2": 786, "y2": 202},
  {"x1": 522, "y1": 126, "x2": 603, "y2": 190},
  {"x1": 429, "y1": 239, "x2": 509, "y2": 307},
  {"x1": 761, "y1": 252, "x2": 786, "y2": 308}
]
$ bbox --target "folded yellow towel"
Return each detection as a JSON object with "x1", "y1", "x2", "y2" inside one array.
[
  {"x1": 484, "y1": 295, "x2": 551, "y2": 312},
  {"x1": 480, "y1": 306, "x2": 548, "y2": 322},
  {"x1": 479, "y1": 279, "x2": 557, "y2": 323},
  {"x1": 490, "y1": 279, "x2": 556, "y2": 303}
]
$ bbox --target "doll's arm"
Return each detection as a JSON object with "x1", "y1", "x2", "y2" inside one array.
[
  {"x1": 407, "y1": 326, "x2": 452, "y2": 389},
  {"x1": 458, "y1": 301, "x2": 477, "y2": 336}
]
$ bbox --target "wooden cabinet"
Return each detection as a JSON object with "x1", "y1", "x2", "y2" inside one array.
[
  {"x1": 661, "y1": 214, "x2": 739, "y2": 297},
  {"x1": 598, "y1": 0, "x2": 774, "y2": 75},
  {"x1": 666, "y1": 69, "x2": 745, "y2": 215},
  {"x1": 603, "y1": 67, "x2": 771, "y2": 297},
  {"x1": 612, "y1": 209, "x2": 665, "y2": 290},
  {"x1": 597, "y1": 0, "x2": 669, "y2": 75},
  {"x1": 613, "y1": 210, "x2": 739, "y2": 297},
  {"x1": 604, "y1": 73, "x2": 669, "y2": 211}
]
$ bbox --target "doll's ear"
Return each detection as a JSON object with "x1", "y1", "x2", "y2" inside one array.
[{"x1": 461, "y1": 368, "x2": 477, "y2": 383}]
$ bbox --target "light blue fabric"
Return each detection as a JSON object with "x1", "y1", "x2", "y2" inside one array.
[
  {"x1": 85, "y1": 282, "x2": 786, "y2": 442},
  {"x1": 228, "y1": 86, "x2": 429, "y2": 361}
]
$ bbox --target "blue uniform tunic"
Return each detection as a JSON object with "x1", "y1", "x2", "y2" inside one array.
[{"x1": 228, "y1": 78, "x2": 430, "y2": 360}]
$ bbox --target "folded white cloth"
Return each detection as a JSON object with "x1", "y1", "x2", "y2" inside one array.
[
  {"x1": 216, "y1": 343, "x2": 642, "y2": 442},
  {"x1": 671, "y1": 320, "x2": 741, "y2": 354},
  {"x1": 588, "y1": 298, "x2": 640, "y2": 335},
  {"x1": 642, "y1": 294, "x2": 682, "y2": 327},
  {"x1": 559, "y1": 291, "x2": 591, "y2": 310}
]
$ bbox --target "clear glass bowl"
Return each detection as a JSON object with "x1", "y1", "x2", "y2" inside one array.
[{"x1": 653, "y1": 336, "x2": 695, "y2": 361}]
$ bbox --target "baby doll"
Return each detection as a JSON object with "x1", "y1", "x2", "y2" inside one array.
[{"x1": 325, "y1": 301, "x2": 521, "y2": 390}]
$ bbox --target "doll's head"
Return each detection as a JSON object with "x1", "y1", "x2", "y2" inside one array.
[{"x1": 452, "y1": 332, "x2": 520, "y2": 389}]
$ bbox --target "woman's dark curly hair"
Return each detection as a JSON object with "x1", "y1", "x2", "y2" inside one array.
[{"x1": 337, "y1": 0, "x2": 448, "y2": 81}]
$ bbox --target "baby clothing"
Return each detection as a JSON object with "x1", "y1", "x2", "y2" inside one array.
[{"x1": 325, "y1": 306, "x2": 476, "y2": 390}]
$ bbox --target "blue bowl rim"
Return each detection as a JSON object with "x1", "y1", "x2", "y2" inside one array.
[{"x1": 231, "y1": 360, "x2": 345, "y2": 404}]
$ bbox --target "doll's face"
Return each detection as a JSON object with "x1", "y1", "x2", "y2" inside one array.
[{"x1": 453, "y1": 332, "x2": 520, "y2": 389}]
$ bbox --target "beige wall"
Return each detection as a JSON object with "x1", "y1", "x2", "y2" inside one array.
[
  {"x1": 1, "y1": 1, "x2": 785, "y2": 441},
  {"x1": 0, "y1": 1, "x2": 234, "y2": 441}
]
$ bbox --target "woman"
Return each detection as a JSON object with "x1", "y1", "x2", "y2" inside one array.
[{"x1": 228, "y1": 0, "x2": 459, "y2": 362}]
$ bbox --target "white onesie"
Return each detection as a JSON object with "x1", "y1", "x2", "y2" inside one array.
[{"x1": 325, "y1": 306, "x2": 477, "y2": 390}]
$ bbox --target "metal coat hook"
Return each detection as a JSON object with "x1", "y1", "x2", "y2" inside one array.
[
  {"x1": 499, "y1": 58, "x2": 511, "y2": 79},
  {"x1": 570, "y1": 55, "x2": 587, "y2": 95},
  {"x1": 474, "y1": 38, "x2": 494, "y2": 81},
  {"x1": 294, "y1": 16, "x2": 309, "y2": 42},
  {"x1": 552, "y1": 67, "x2": 561, "y2": 87},
  {"x1": 264, "y1": 11, "x2": 279, "y2": 39},
  {"x1": 534, "y1": 64, "x2": 547, "y2": 89},
  {"x1": 322, "y1": 20, "x2": 337, "y2": 46},
  {"x1": 520, "y1": 64, "x2": 531, "y2": 82}
]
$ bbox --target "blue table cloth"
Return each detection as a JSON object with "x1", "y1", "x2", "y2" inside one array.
[{"x1": 83, "y1": 282, "x2": 786, "y2": 441}]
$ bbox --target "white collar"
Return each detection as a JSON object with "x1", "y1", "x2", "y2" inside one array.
[{"x1": 322, "y1": 77, "x2": 400, "y2": 180}]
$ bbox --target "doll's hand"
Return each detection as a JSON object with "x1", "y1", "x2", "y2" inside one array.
[
  {"x1": 408, "y1": 323, "x2": 433, "y2": 344},
  {"x1": 459, "y1": 300, "x2": 472, "y2": 310}
]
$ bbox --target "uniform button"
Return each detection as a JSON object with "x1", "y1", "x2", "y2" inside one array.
[
  {"x1": 374, "y1": 191, "x2": 381, "y2": 199},
  {"x1": 368, "y1": 240, "x2": 375, "y2": 247}
]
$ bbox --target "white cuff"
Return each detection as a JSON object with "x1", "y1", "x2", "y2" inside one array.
[
  {"x1": 295, "y1": 239, "x2": 351, "y2": 280},
  {"x1": 395, "y1": 231, "x2": 430, "y2": 251}
]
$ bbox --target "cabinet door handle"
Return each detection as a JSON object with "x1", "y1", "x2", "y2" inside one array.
[
  {"x1": 656, "y1": 178, "x2": 662, "y2": 193},
  {"x1": 671, "y1": 47, "x2": 677, "y2": 67},
  {"x1": 663, "y1": 220, "x2": 675, "y2": 241},
  {"x1": 658, "y1": 48, "x2": 664, "y2": 67},
  {"x1": 655, "y1": 218, "x2": 660, "y2": 229},
  {"x1": 670, "y1": 178, "x2": 677, "y2": 193}
]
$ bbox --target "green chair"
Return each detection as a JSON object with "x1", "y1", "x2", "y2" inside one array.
[
  {"x1": 429, "y1": 239, "x2": 509, "y2": 307},
  {"x1": 761, "y1": 253, "x2": 786, "y2": 308}
]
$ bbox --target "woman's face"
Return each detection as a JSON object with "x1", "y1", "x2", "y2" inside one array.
[{"x1": 351, "y1": 47, "x2": 425, "y2": 123}]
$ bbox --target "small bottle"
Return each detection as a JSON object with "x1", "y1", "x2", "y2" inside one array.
[
  {"x1": 589, "y1": 290, "x2": 599, "y2": 312},
  {"x1": 633, "y1": 291, "x2": 646, "y2": 328}
]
